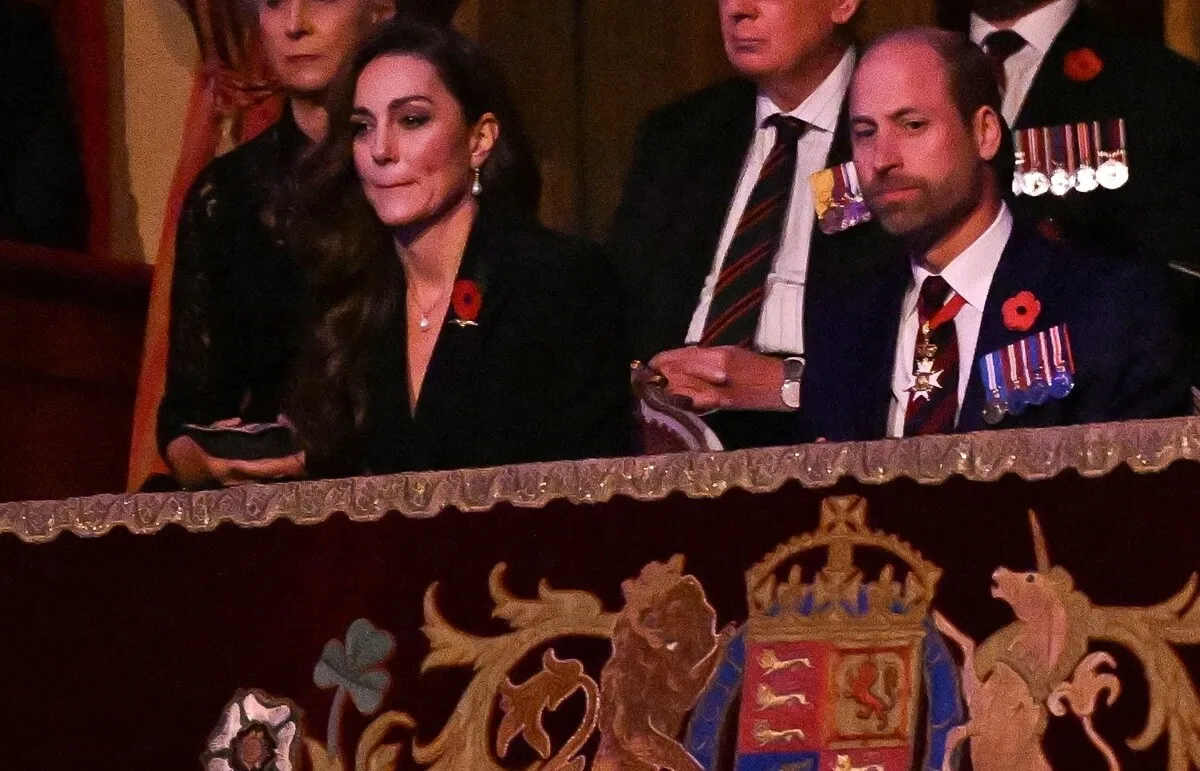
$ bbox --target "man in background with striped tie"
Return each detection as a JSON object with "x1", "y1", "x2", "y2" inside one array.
[
  {"x1": 607, "y1": 0, "x2": 896, "y2": 450},
  {"x1": 797, "y1": 27, "x2": 1188, "y2": 442}
]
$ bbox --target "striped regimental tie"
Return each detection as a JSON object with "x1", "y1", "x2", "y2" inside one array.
[{"x1": 700, "y1": 114, "x2": 809, "y2": 347}]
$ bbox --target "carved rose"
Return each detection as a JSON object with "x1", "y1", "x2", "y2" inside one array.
[{"x1": 202, "y1": 689, "x2": 300, "y2": 771}]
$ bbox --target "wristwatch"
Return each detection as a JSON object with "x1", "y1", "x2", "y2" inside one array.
[{"x1": 781, "y1": 356, "x2": 805, "y2": 410}]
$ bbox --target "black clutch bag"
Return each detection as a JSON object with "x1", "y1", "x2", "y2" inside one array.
[{"x1": 181, "y1": 422, "x2": 300, "y2": 460}]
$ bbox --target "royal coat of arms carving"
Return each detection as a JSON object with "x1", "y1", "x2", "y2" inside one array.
[
  {"x1": 727, "y1": 495, "x2": 946, "y2": 771},
  {"x1": 201, "y1": 496, "x2": 1200, "y2": 771}
]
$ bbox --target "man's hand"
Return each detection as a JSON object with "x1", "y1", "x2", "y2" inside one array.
[{"x1": 648, "y1": 346, "x2": 790, "y2": 412}]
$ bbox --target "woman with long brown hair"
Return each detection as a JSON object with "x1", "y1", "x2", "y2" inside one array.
[{"x1": 286, "y1": 17, "x2": 629, "y2": 476}]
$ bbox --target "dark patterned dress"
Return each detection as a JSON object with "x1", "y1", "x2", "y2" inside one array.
[{"x1": 156, "y1": 110, "x2": 309, "y2": 456}]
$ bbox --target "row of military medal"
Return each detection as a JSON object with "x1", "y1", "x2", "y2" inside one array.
[
  {"x1": 978, "y1": 325, "x2": 1076, "y2": 425},
  {"x1": 1013, "y1": 119, "x2": 1129, "y2": 197}
]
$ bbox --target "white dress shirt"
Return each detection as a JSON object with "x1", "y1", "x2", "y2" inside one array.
[
  {"x1": 685, "y1": 48, "x2": 856, "y2": 355},
  {"x1": 970, "y1": 0, "x2": 1079, "y2": 126},
  {"x1": 886, "y1": 205, "x2": 1014, "y2": 438}
]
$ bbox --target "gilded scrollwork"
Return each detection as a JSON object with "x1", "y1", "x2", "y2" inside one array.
[
  {"x1": 496, "y1": 650, "x2": 599, "y2": 771},
  {"x1": 413, "y1": 564, "x2": 616, "y2": 770}
]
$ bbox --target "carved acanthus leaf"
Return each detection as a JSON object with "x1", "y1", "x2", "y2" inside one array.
[
  {"x1": 413, "y1": 564, "x2": 615, "y2": 771},
  {"x1": 490, "y1": 564, "x2": 607, "y2": 629},
  {"x1": 1090, "y1": 573, "x2": 1200, "y2": 770}
]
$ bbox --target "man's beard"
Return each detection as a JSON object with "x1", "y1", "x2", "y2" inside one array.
[
  {"x1": 866, "y1": 175, "x2": 983, "y2": 254},
  {"x1": 864, "y1": 177, "x2": 932, "y2": 237},
  {"x1": 971, "y1": 0, "x2": 1055, "y2": 22}
]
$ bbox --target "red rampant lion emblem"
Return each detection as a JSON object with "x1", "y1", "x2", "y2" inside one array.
[{"x1": 844, "y1": 657, "x2": 900, "y2": 730}]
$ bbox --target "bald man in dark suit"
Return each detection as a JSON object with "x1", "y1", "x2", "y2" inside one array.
[{"x1": 800, "y1": 28, "x2": 1189, "y2": 442}]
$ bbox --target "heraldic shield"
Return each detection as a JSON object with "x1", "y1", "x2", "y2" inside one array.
[{"x1": 685, "y1": 496, "x2": 961, "y2": 771}]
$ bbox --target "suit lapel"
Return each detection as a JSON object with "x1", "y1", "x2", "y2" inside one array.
[
  {"x1": 661, "y1": 82, "x2": 758, "y2": 346},
  {"x1": 957, "y1": 227, "x2": 1052, "y2": 432},
  {"x1": 864, "y1": 261, "x2": 910, "y2": 437},
  {"x1": 807, "y1": 92, "x2": 875, "y2": 270},
  {"x1": 1015, "y1": 6, "x2": 1106, "y2": 128},
  {"x1": 808, "y1": 83, "x2": 911, "y2": 439},
  {"x1": 826, "y1": 94, "x2": 854, "y2": 167},
  {"x1": 693, "y1": 81, "x2": 759, "y2": 241},
  {"x1": 409, "y1": 211, "x2": 510, "y2": 457},
  {"x1": 360, "y1": 281, "x2": 417, "y2": 473}
]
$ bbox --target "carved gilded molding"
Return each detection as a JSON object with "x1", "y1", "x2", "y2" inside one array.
[{"x1": 3, "y1": 416, "x2": 1199, "y2": 544}]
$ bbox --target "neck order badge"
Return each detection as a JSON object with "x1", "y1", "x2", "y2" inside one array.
[{"x1": 904, "y1": 277, "x2": 967, "y2": 436}]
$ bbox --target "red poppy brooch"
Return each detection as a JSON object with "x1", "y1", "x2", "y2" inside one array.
[
  {"x1": 1064, "y1": 48, "x2": 1103, "y2": 82},
  {"x1": 1002, "y1": 290, "x2": 1041, "y2": 332},
  {"x1": 450, "y1": 279, "x2": 482, "y2": 327}
]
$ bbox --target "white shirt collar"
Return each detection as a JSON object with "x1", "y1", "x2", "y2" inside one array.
[
  {"x1": 969, "y1": 0, "x2": 1079, "y2": 57},
  {"x1": 911, "y1": 204, "x2": 1013, "y2": 311},
  {"x1": 755, "y1": 48, "x2": 856, "y2": 135}
]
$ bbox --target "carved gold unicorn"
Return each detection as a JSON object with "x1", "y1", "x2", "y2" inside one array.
[{"x1": 935, "y1": 511, "x2": 1200, "y2": 771}]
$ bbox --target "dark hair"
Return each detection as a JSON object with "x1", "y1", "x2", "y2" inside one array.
[
  {"x1": 864, "y1": 27, "x2": 1015, "y2": 196},
  {"x1": 283, "y1": 16, "x2": 541, "y2": 469}
]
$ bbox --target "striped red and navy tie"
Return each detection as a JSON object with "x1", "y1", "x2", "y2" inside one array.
[
  {"x1": 700, "y1": 114, "x2": 809, "y2": 347},
  {"x1": 904, "y1": 275, "x2": 962, "y2": 436}
]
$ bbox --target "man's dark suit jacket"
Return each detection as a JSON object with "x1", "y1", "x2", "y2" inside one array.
[
  {"x1": 973, "y1": 6, "x2": 1200, "y2": 378},
  {"x1": 998, "y1": 5, "x2": 1200, "y2": 272},
  {"x1": 606, "y1": 76, "x2": 895, "y2": 448},
  {"x1": 798, "y1": 223, "x2": 1191, "y2": 443},
  {"x1": 0, "y1": 3, "x2": 88, "y2": 250}
]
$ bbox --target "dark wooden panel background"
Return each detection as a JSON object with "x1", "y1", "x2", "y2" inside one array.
[{"x1": 0, "y1": 242, "x2": 150, "y2": 502}]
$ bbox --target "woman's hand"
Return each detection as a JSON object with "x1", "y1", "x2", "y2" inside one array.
[{"x1": 164, "y1": 424, "x2": 307, "y2": 489}]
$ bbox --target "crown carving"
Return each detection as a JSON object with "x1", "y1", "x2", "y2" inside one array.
[{"x1": 745, "y1": 496, "x2": 942, "y2": 635}]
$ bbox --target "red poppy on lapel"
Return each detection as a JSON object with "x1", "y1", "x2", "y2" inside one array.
[
  {"x1": 1063, "y1": 48, "x2": 1103, "y2": 82},
  {"x1": 1002, "y1": 290, "x2": 1041, "y2": 332},
  {"x1": 450, "y1": 278, "x2": 482, "y2": 326}
]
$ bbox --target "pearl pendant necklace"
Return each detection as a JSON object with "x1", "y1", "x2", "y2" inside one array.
[{"x1": 409, "y1": 283, "x2": 451, "y2": 333}]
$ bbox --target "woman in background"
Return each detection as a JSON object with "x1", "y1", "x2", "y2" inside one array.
[
  {"x1": 286, "y1": 17, "x2": 629, "y2": 476},
  {"x1": 158, "y1": 0, "x2": 394, "y2": 488}
]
